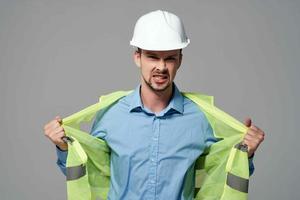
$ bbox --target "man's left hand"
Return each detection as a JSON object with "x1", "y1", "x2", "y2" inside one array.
[{"x1": 243, "y1": 118, "x2": 265, "y2": 158}]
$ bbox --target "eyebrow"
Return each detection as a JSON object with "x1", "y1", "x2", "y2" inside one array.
[{"x1": 144, "y1": 52, "x2": 178, "y2": 57}]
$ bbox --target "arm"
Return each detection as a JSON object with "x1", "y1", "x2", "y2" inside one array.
[
  {"x1": 53, "y1": 111, "x2": 108, "y2": 176},
  {"x1": 44, "y1": 116, "x2": 68, "y2": 175}
]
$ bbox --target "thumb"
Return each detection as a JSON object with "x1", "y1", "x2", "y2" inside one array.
[
  {"x1": 55, "y1": 116, "x2": 62, "y2": 123},
  {"x1": 244, "y1": 117, "x2": 252, "y2": 127}
]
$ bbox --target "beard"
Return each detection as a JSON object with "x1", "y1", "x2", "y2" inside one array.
[{"x1": 142, "y1": 71, "x2": 172, "y2": 92}]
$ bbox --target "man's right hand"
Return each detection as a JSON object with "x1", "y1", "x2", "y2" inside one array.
[{"x1": 44, "y1": 116, "x2": 68, "y2": 151}]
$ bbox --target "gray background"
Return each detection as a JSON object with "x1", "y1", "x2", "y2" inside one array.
[{"x1": 0, "y1": 0, "x2": 299, "y2": 199}]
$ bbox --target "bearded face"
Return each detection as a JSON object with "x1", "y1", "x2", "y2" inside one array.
[{"x1": 135, "y1": 49, "x2": 182, "y2": 92}]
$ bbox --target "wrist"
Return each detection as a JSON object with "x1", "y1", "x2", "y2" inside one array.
[
  {"x1": 56, "y1": 144, "x2": 68, "y2": 151},
  {"x1": 248, "y1": 152, "x2": 254, "y2": 159}
]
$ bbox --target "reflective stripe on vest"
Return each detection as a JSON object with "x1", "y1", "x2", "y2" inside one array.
[
  {"x1": 227, "y1": 172, "x2": 249, "y2": 193},
  {"x1": 66, "y1": 164, "x2": 86, "y2": 181}
]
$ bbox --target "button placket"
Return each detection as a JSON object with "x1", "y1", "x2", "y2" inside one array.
[{"x1": 147, "y1": 116, "x2": 160, "y2": 199}]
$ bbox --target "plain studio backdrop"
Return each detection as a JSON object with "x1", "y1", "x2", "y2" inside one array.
[{"x1": 0, "y1": 0, "x2": 299, "y2": 199}]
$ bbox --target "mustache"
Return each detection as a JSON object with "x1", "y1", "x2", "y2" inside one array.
[{"x1": 152, "y1": 69, "x2": 168, "y2": 75}]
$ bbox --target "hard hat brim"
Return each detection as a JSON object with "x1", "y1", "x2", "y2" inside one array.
[{"x1": 130, "y1": 39, "x2": 190, "y2": 51}]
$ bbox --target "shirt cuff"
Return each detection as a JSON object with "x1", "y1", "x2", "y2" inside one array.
[{"x1": 248, "y1": 155, "x2": 255, "y2": 176}]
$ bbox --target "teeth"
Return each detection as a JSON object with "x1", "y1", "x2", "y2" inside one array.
[
  {"x1": 154, "y1": 76, "x2": 166, "y2": 79},
  {"x1": 153, "y1": 75, "x2": 167, "y2": 78}
]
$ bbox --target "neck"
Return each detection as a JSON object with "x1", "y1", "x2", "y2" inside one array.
[{"x1": 140, "y1": 83, "x2": 174, "y2": 114}]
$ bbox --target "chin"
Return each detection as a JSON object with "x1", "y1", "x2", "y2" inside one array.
[{"x1": 150, "y1": 82, "x2": 171, "y2": 92}]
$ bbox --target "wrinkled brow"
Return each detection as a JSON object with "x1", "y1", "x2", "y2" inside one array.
[{"x1": 143, "y1": 52, "x2": 179, "y2": 57}]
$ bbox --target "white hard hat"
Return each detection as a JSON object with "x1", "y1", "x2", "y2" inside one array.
[{"x1": 130, "y1": 10, "x2": 190, "y2": 51}]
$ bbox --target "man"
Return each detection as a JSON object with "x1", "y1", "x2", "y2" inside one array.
[{"x1": 44, "y1": 10, "x2": 264, "y2": 199}]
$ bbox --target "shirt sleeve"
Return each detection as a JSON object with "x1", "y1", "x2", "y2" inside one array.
[
  {"x1": 204, "y1": 122, "x2": 219, "y2": 148},
  {"x1": 205, "y1": 122, "x2": 255, "y2": 176},
  {"x1": 90, "y1": 109, "x2": 107, "y2": 138},
  {"x1": 248, "y1": 155, "x2": 255, "y2": 176},
  {"x1": 56, "y1": 146, "x2": 67, "y2": 176}
]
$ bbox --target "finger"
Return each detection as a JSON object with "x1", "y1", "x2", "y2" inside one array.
[
  {"x1": 49, "y1": 120, "x2": 61, "y2": 130},
  {"x1": 242, "y1": 138, "x2": 255, "y2": 152},
  {"x1": 244, "y1": 134, "x2": 255, "y2": 141},
  {"x1": 55, "y1": 131, "x2": 66, "y2": 141},
  {"x1": 48, "y1": 126, "x2": 64, "y2": 138},
  {"x1": 44, "y1": 129, "x2": 51, "y2": 138},
  {"x1": 45, "y1": 117, "x2": 62, "y2": 130},
  {"x1": 44, "y1": 119, "x2": 60, "y2": 131},
  {"x1": 53, "y1": 131, "x2": 66, "y2": 144},
  {"x1": 55, "y1": 116, "x2": 62, "y2": 123},
  {"x1": 244, "y1": 138, "x2": 262, "y2": 152},
  {"x1": 244, "y1": 117, "x2": 252, "y2": 127},
  {"x1": 250, "y1": 125, "x2": 265, "y2": 136},
  {"x1": 244, "y1": 134, "x2": 263, "y2": 145},
  {"x1": 44, "y1": 120, "x2": 55, "y2": 130},
  {"x1": 246, "y1": 129, "x2": 265, "y2": 139},
  {"x1": 241, "y1": 139, "x2": 252, "y2": 151},
  {"x1": 44, "y1": 122, "x2": 58, "y2": 136},
  {"x1": 243, "y1": 138, "x2": 257, "y2": 150},
  {"x1": 53, "y1": 126, "x2": 64, "y2": 135},
  {"x1": 244, "y1": 132, "x2": 262, "y2": 141},
  {"x1": 246, "y1": 129, "x2": 259, "y2": 136},
  {"x1": 242, "y1": 138, "x2": 251, "y2": 147},
  {"x1": 244, "y1": 134, "x2": 256, "y2": 141},
  {"x1": 244, "y1": 134, "x2": 264, "y2": 144},
  {"x1": 250, "y1": 125, "x2": 258, "y2": 131}
]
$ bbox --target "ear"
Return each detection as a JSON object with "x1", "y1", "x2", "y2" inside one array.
[
  {"x1": 133, "y1": 51, "x2": 141, "y2": 68},
  {"x1": 177, "y1": 53, "x2": 182, "y2": 69}
]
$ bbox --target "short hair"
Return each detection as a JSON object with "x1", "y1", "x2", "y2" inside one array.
[{"x1": 135, "y1": 48, "x2": 182, "y2": 54}]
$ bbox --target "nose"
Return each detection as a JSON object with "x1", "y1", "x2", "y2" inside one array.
[{"x1": 156, "y1": 59, "x2": 166, "y2": 71}]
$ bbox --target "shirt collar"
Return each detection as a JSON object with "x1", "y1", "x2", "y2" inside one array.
[{"x1": 129, "y1": 83, "x2": 184, "y2": 115}]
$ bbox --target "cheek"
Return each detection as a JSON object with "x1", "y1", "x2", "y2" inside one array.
[
  {"x1": 141, "y1": 63, "x2": 155, "y2": 75},
  {"x1": 140, "y1": 67, "x2": 152, "y2": 80},
  {"x1": 168, "y1": 66, "x2": 179, "y2": 77}
]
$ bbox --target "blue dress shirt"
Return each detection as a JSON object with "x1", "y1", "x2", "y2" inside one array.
[{"x1": 56, "y1": 84, "x2": 254, "y2": 200}]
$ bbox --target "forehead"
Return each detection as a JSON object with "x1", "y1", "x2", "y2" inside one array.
[{"x1": 142, "y1": 49, "x2": 181, "y2": 57}]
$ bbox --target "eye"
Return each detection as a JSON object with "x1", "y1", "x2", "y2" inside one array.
[
  {"x1": 165, "y1": 57, "x2": 176, "y2": 61},
  {"x1": 147, "y1": 55, "x2": 159, "y2": 60}
]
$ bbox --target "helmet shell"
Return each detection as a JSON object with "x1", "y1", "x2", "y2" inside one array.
[{"x1": 130, "y1": 10, "x2": 190, "y2": 51}]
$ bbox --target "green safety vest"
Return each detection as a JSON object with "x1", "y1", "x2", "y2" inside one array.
[{"x1": 61, "y1": 91, "x2": 250, "y2": 200}]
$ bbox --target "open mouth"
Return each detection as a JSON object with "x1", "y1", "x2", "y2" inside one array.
[{"x1": 152, "y1": 74, "x2": 168, "y2": 84}]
